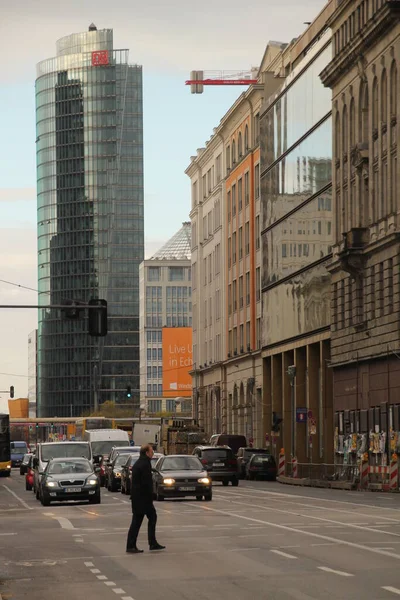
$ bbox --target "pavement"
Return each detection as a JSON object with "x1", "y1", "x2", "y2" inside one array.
[{"x1": 2, "y1": 473, "x2": 400, "y2": 599}]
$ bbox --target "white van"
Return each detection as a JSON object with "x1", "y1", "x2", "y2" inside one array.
[{"x1": 84, "y1": 429, "x2": 129, "y2": 462}]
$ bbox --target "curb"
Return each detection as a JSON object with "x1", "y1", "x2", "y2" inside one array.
[{"x1": 277, "y1": 476, "x2": 356, "y2": 490}]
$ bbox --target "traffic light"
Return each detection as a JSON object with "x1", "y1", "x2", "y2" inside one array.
[
  {"x1": 126, "y1": 385, "x2": 132, "y2": 398},
  {"x1": 36, "y1": 423, "x2": 39, "y2": 430},
  {"x1": 61, "y1": 299, "x2": 86, "y2": 319},
  {"x1": 88, "y1": 299, "x2": 108, "y2": 337},
  {"x1": 9, "y1": 386, "x2": 14, "y2": 399},
  {"x1": 272, "y1": 412, "x2": 283, "y2": 432}
]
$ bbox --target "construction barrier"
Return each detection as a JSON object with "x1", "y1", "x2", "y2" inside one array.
[
  {"x1": 390, "y1": 457, "x2": 398, "y2": 491},
  {"x1": 278, "y1": 450, "x2": 285, "y2": 477},
  {"x1": 292, "y1": 457, "x2": 298, "y2": 478},
  {"x1": 360, "y1": 459, "x2": 369, "y2": 490}
]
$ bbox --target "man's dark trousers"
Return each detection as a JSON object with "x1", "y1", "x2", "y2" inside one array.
[{"x1": 127, "y1": 505, "x2": 157, "y2": 549}]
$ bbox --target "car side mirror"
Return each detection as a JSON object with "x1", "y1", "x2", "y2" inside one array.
[{"x1": 94, "y1": 467, "x2": 101, "y2": 473}]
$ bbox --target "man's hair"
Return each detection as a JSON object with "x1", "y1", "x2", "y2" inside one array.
[{"x1": 140, "y1": 443, "x2": 152, "y2": 456}]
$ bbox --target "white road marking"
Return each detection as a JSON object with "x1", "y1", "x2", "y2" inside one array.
[
  {"x1": 97, "y1": 575, "x2": 108, "y2": 580},
  {"x1": 84, "y1": 562, "x2": 94, "y2": 567},
  {"x1": 0, "y1": 533, "x2": 16, "y2": 536},
  {"x1": 54, "y1": 517, "x2": 74, "y2": 530},
  {"x1": 318, "y1": 567, "x2": 354, "y2": 577},
  {"x1": 75, "y1": 538, "x2": 84, "y2": 543},
  {"x1": 42, "y1": 512, "x2": 54, "y2": 516},
  {"x1": 113, "y1": 589, "x2": 126, "y2": 595},
  {"x1": 2, "y1": 485, "x2": 33, "y2": 510},
  {"x1": 121, "y1": 597, "x2": 135, "y2": 600},
  {"x1": 90, "y1": 568, "x2": 101, "y2": 573},
  {"x1": 383, "y1": 587, "x2": 400, "y2": 595},
  {"x1": 105, "y1": 581, "x2": 117, "y2": 586},
  {"x1": 376, "y1": 548, "x2": 395, "y2": 551},
  {"x1": 311, "y1": 543, "x2": 339, "y2": 547},
  {"x1": 271, "y1": 549, "x2": 297, "y2": 559}
]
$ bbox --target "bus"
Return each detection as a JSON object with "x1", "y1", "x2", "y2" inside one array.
[
  {"x1": 75, "y1": 417, "x2": 114, "y2": 440},
  {"x1": 0, "y1": 413, "x2": 11, "y2": 476}
]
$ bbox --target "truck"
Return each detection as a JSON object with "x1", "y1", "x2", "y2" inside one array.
[
  {"x1": 160, "y1": 419, "x2": 208, "y2": 455},
  {"x1": 83, "y1": 429, "x2": 130, "y2": 462},
  {"x1": 132, "y1": 423, "x2": 161, "y2": 450}
]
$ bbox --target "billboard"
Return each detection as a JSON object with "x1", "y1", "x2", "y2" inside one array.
[{"x1": 162, "y1": 327, "x2": 193, "y2": 398}]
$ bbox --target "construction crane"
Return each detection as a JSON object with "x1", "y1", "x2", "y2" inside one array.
[{"x1": 186, "y1": 69, "x2": 259, "y2": 94}]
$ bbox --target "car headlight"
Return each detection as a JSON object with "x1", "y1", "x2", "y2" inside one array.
[
  {"x1": 198, "y1": 477, "x2": 211, "y2": 484},
  {"x1": 88, "y1": 479, "x2": 98, "y2": 486},
  {"x1": 46, "y1": 481, "x2": 57, "y2": 488},
  {"x1": 114, "y1": 472, "x2": 121, "y2": 478},
  {"x1": 6, "y1": 465, "x2": 11, "y2": 469},
  {"x1": 163, "y1": 478, "x2": 175, "y2": 485}
]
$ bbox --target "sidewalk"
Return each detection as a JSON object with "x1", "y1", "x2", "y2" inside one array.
[{"x1": 277, "y1": 475, "x2": 356, "y2": 490}]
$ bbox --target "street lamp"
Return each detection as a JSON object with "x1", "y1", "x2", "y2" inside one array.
[{"x1": 287, "y1": 365, "x2": 297, "y2": 459}]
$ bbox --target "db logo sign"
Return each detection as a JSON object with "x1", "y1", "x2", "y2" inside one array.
[{"x1": 92, "y1": 50, "x2": 109, "y2": 66}]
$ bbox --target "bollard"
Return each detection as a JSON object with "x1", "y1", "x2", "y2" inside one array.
[
  {"x1": 292, "y1": 456, "x2": 298, "y2": 478},
  {"x1": 390, "y1": 455, "x2": 398, "y2": 491},
  {"x1": 278, "y1": 449, "x2": 285, "y2": 478},
  {"x1": 361, "y1": 457, "x2": 369, "y2": 490}
]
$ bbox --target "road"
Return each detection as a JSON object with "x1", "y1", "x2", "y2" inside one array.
[{"x1": 2, "y1": 473, "x2": 400, "y2": 599}]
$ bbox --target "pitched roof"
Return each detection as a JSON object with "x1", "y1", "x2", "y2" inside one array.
[{"x1": 151, "y1": 222, "x2": 191, "y2": 260}]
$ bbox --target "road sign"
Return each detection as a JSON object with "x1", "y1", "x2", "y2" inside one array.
[{"x1": 296, "y1": 408, "x2": 307, "y2": 423}]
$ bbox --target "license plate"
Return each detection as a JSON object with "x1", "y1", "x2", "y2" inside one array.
[
  {"x1": 65, "y1": 487, "x2": 81, "y2": 493},
  {"x1": 213, "y1": 463, "x2": 224, "y2": 467},
  {"x1": 179, "y1": 486, "x2": 195, "y2": 491}
]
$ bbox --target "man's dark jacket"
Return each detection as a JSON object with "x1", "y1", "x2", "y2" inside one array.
[{"x1": 130, "y1": 454, "x2": 153, "y2": 513}]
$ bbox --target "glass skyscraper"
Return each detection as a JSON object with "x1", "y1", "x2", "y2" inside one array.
[{"x1": 36, "y1": 25, "x2": 143, "y2": 417}]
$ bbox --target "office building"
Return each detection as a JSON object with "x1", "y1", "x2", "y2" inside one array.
[
  {"x1": 28, "y1": 329, "x2": 37, "y2": 417},
  {"x1": 36, "y1": 25, "x2": 144, "y2": 416},
  {"x1": 139, "y1": 223, "x2": 192, "y2": 414}
]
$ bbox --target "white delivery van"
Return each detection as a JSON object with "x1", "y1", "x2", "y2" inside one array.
[
  {"x1": 132, "y1": 423, "x2": 161, "y2": 449},
  {"x1": 84, "y1": 429, "x2": 130, "y2": 462}
]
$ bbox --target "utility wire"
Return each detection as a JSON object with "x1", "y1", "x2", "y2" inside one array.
[{"x1": 0, "y1": 279, "x2": 42, "y2": 294}]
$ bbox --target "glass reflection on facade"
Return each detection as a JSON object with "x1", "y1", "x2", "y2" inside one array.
[
  {"x1": 36, "y1": 27, "x2": 144, "y2": 417},
  {"x1": 260, "y1": 37, "x2": 332, "y2": 348}
]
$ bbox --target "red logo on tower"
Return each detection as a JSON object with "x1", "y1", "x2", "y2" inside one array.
[{"x1": 92, "y1": 50, "x2": 109, "y2": 66}]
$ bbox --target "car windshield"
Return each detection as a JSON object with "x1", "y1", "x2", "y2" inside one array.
[
  {"x1": 203, "y1": 449, "x2": 232, "y2": 460},
  {"x1": 162, "y1": 457, "x2": 203, "y2": 471},
  {"x1": 128, "y1": 455, "x2": 139, "y2": 466},
  {"x1": 244, "y1": 449, "x2": 266, "y2": 458},
  {"x1": 91, "y1": 440, "x2": 129, "y2": 455},
  {"x1": 252, "y1": 455, "x2": 274, "y2": 465},
  {"x1": 48, "y1": 459, "x2": 92, "y2": 474},
  {"x1": 11, "y1": 443, "x2": 28, "y2": 454},
  {"x1": 115, "y1": 454, "x2": 128, "y2": 467},
  {"x1": 22, "y1": 454, "x2": 31, "y2": 464},
  {"x1": 41, "y1": 443, "x2": 90, "y2": 462}
]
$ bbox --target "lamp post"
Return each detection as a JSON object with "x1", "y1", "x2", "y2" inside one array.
[{"x1": 287, "y1": 365, "x2": 297, "y2": 459}]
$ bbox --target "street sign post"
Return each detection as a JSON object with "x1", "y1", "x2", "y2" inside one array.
[{"x1": 296, "y1": 408, "x2": 307, "y2": 423}]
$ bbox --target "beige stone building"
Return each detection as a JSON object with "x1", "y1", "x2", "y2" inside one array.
[{"x1": 320, "y1": 1, "x2": 400, "y2": 436}]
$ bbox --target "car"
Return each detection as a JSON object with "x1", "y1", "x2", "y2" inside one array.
[
  {"x1": 39, "y1": 457, "x2": 101, "y2": 506},
  {"x1": 25, "y1": 455, "x2": 34, "y2": 491},
  {"x1": 152, "y1": 455, "x2": 212, "y2": 501},
  {"x1": 151, "y1": 452, "x2": 164, "y2": 469},
  {"x1": 237, "y1": 447, "x2": 269, "y2": 479},
  {"x1": 192, "y1": 445, "x2": 239, "y2": 486},
  {"x1": 11, "y1": 441, "x2": 29, "y2": 468},
  {"x1": 246, "y1": 453, "x2": 277, "y2": 480},
  {"x1": 105, "y1": 453, "x2": 128, "y2": 492},
  {"x1": 209, "y1": 435, "x2": 247, "y2": 455},
  {"x1": 20, "y1": 453, "x2": 33, "y2": 475},
  {"x1": 120, "y1": 454, "x2": 140, "y2": 495},
  {"x1": 108, "y1": 446, "x2": 140, "y2": 465}
]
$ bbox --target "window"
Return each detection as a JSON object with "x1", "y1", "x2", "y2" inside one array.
[
  {"x1": 245, "y1": 172, "x2": 249, "y2": 205},
  {"x1": 216, "y1": 289, "x2": 220, "y2": 320},
  {"x1": 158, "y1": 348, "x2": 162, "y2": 360},
  {"x1": 246, "y1": 272, "x2": 250, "y2": 305},
  {"x1": 228, "y1": 284, "x2": 232, "y2": 315},
  {"x1": 232, "y1": 139, "x2": 236, "y2": 164},
  {"x1": 233, "y1": 326, "x2": 238, "y2": 353},
  {"x1": 215, "y1": 243, "x2": 221, "y2": 274},
  {"x1": 381, "y1": 69, "x2": 388, "y2": 124},
  {"x1": 245, "y1": 222, "x2": 250, "y2": 255},
  {"x1": 148, "y1": 267, "x2": 160, "y2": 281},
  {"x1": 388, "y1": 258, "x2": 394, "y2": 314},
  {"x1": 169, "y1": 266, "x2": 184, "y2": 281},
  {"x1": 254, "y1": 113, "x2": 260, "y2": 144},
  {"x1": 158, "y1": 366, "x2": 162, "y2": 379},
  {"x1": 244, "y1": 124, "x2": 249, "y2": 150},
  {"x1": 228, "y1": 330, "x2": 232, "y2": 355},
  {"x1": 152, "y1": 366, "x2": 157, "y2": 379},
  {"x1": 226, "y1": 145, "x2": 231, "y2": 173},
  {"x1": 192, "y1": 262, "x2": 197, "y2": 289},
  {"x1": 255, "y1": 215, "x2": 260, "y2": 250},
  {"x1": 202, "y1": 174, "x2": 207, "y2": 198},
  {"x1": 214, "y1": 199, "x2": 221, "y2": 229},
  {"x1": 232, "y1": 232, "x2": 237, "y2": 264},
  {"x1": 239, "y1": 276, "x2": 243, "y2": 308},
  {"x1": 256, "y1": 317, "x2": 261, "y2": 349},
  {"x1": 228, "y1": 190, "x2": 231, "y2": 222},
  {"x1": 207, "y1": 168, "x2": 212, "y2": 193},
  {"x1": 256, "y1": 267, "x2": 260, "y2": 301},
  {"x1": 238, "y1": 132, "x2": 243, "y2": 157},
  {"x1": 192, "y1": 181, "x2": 198, "y2": 207},
  {"x1": 152, "y1": 348, "x2": 157, "y2": 360},
  {"x1": 147, "y1": 383, "x2": 152, "y2": 394},
  {"x1": 282, "y1": 244, "x2": 287, "y2": 258},
  {"x1": 246, "y1": 321, "x2": 250, "y2": 349},
  {"x1": 240, "y1": 324, "x2": 244, "y2": 350},
  {"x1": 238, "y1": 178, "x2": 243, "y2": 212},
  {"x1": 148, "y1": 399, "x2": 162, "y2": 413},
  {"x1": 208, "y1": 254, "x2": 212, "y2": 283},
  {"x1": 208, "y1": 211, "x2": 212, "y2": 237},
  {"x1": 233, "y1": 280, "x2": 237, "y2": 312},
  {"x1": 232, "y1": 184, "x2": 236, "y2": 217},
  {"x1": 216, "y1": 154, "x2": 222, "y2": 183},
  {"x1": 255, "y1": 164, "x2": 260, "y2": 198},
  {"x1": 147, "y1": 348, "x2": 151, "y2": 360},
  {"x1": 228, "y1": 237, "x2": 232, "y2": 269},
  {"x1": 372, "y1": 77, "x2": 378, "y2": 132},
  {"x1": 239, "y1": 226, "x2": 243, "y2": 259},
  {"x1": 204, "y1": 258, "x2": 207, "y2": 285},
  {"x1": 147, "y1": 366, "x2": 151, "y2": 378},
  {"x1": 203, "y1": 216, "x2": 208, "y2": 240},
  {"x1": 204, "y1": 299, "x2": 207, "y2": 327}
]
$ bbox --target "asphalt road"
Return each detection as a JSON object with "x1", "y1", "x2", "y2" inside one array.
[{"x1": 2, "y1": 472, "x2": 400, "y2": 599}]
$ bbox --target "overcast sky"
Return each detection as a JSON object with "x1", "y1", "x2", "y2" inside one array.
[{"x1": 0, "y1": 0, "x2": 327, "y2": 399}]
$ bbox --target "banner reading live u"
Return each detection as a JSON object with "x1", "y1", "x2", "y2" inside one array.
[{"x1": 162, "y1": 327, "x2": 193, "y2": 398}]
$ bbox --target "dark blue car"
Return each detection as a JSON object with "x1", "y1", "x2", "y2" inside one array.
[{"x1": 11, "y1": 441, "x2": 29, "y2": 468}]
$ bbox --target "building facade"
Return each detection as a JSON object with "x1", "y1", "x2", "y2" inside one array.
[
  {"x1": 139, "y1": 223, "x2": 192, "y2": 414},
  {"x1": 321, "y1": 1, "x2": 400, "y2": 438},
  {"x1": 28, "y1": 329, "x2": 37, "y2": 417},
  {"x1": 36, "y1": 25, "x2": 144, "y2": 417},
  {"x1": 187, "y1": 43, "x2": 283, "y2": 445},
  {"x1": 260, "y1": 7, "x2": 335, "y2": 465}
]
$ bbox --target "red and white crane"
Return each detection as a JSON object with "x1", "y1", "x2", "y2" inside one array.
[{"x1": 185, "y1": 69, "x2": 259, "y2": 94}]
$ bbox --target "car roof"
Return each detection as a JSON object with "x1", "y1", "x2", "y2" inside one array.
[
  {"x1": 162, "y1": 454, "x2": 201, "y2": 458},
  {"x1": 196, "y1": 445, "x2": 231, "y2": 450},
  {"x1": 48, "y1": 457, "x2": 90, "y2": 462}
]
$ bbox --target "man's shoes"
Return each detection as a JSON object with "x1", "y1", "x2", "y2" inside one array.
[
  {"x1": 149, "y1": 543, "x2": 166, "y2": 551},
  {"x1": 126, "y1": 547, "x2": 143, "y2": 554}
]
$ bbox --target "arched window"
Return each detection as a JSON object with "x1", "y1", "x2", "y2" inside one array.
[
  {"x1": 342, "y1": 105, "x2": 348, "y2": 156},
  {"x1": 232, "y1": 139, "x2": 236, "y2": 164},
  {"x1": 381, "y1": 69, "x2": 387, "y2": 124},
  {"x1": 360, "y1": 81, "x2": 369, "y2": 143},
  {"x1": 244, "y1": 124, "x2": 249, "y2": 150},
  {"x1": 372, "y1": 77, "x2": 379, "y2": 131},
  {"x1": 238, "y1": 132, "x2": 243, "y2": 157},
  {"x1": 335, "y1": 112, "x2": 341, "y2": 159},
  {"x1": 390, "y1": 60, "x2": 397, "y2": 117},
  {"x1": 350, "y1": 98, "x2": 356, "y2": 148}
]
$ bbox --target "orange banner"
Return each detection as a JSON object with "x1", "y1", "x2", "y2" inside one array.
[{"x1": 162, "y1": 327, "x2": 193, "y2": 398}]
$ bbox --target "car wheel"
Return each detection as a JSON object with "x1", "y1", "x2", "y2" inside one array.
[
  {"x1": 41, "y1": 493, "x2": 50, "y2": 507},
  {"x1": 5, "y1": 471, "x2": 10, "y2": 477},
  {"x1": 100, "y1": 476, "x2": 105, "y2": 488},
  {"x1": 89, "y1": 492, "x2": 101, "y2": 504},
  {"x1": 107, "y1": 479, "x2": 112, "y2": 492},
  {"x1": 231, "y1": 477, "x2": 239, "y2": 487},
  {"x1": 222, "y1": 480, "x2": 229, "y2": 486},
  {"x1": 36, "y1": 487, "x2": 40, "y2": 500},
  {"x1": 196, "y1": 495, "x2": 203, "y2": 501},
  {"x1": 110, "y1": 479, "x2": 118, "y2": 492},
  {"x1": 204, "y1": 493, "x2": 212, "y2": 501}
]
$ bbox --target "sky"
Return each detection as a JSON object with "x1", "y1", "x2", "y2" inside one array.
[{"x1": 0, "y1": 0, "x2": 327, "y2": 399}]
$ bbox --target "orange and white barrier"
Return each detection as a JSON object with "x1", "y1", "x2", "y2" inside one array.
[
  {"x1": 361, "y1": 459, "x2": 369, "y2": 490},
  {"x1": 292, "y1": 456, "x2": 298, "y2": 478},
  {"x1": 278, "y1": 450, "x2": 285, "y2": 477},
  {"x1": 390, "y1": 456, "x2": 398, "y2": 491},
  {"x1": 369, "y1": 466, "x2": 390, "y2": 475}
]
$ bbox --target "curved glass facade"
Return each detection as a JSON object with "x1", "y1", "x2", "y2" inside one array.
[{"x1": 36, "y1": 28, "x2": 143, "y2": 417}]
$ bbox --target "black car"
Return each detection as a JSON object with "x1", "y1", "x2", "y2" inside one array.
[
  {"x1": 20, "y1": 453, "x2": 33, "y2": 475},
  {"x1": 237, "y1": 447, "x2": 269, "y2": 479},
  {"x1": 106, "y1": 453, "x2": 128, "y2": 492},
  {"x1": 152, "y1": 455, "x2": 212, "y2": 501},
  {"x1": 192, "y1": 446, "x2": 238, "y2": 486},
  {"x1": 39, "y1": 458, "x2": 101, "y2": 506},
  {"x1": 120, "y1": 454, "x2": 140, "y2": 495},
  {"x1": 246, "y1": 453, "x2": 277, "y2": 480}
]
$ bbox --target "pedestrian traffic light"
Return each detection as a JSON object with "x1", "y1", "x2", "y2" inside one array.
[
  {"x1": 9, "y1": 386, "x2": 14, "y2": 399},
  {"x1": 272, "y1": 412, "x2": 283, "y2": 432},
  {"x1": 126, "y1": 385, "x2": 132, "y2": 398},
  {"x1": 88, "y1": 299, "x2": 108, "y2": 337}
]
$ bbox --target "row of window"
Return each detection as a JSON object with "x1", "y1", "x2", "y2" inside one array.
[
  {"x1": 226, "y1": 114, "x2": 259, "y2": 174},
  {"x1": 201, "y1": 200, "x2": 221, "y2": 242},
  {"x1": 202, "y1": 158, "x2": 222, "y2": 200},
  {"x1": 147, "y1": 366, "x2": 162, "y2": 379},
  {"x1": 228, "y1": 267, "x2": 261, "y2": 315},
  {"x1": 334, "y1": 0, "x2": 385, "y2": 56},
  {"x1": 202, "y1": 244, "x2": 221, "y2": 286},
  {"x1": 147, "y1": 398, "x2": 183, "y2": 411},
  {"x1": 227, "y1": 317, "x2": 261, "y2": 355},
  {"x1": 147, "y1": 266, "x2": 191, "y2": 282},
  {"x1": 202, "y1": 290, "x2": 222, "y2": 327},
  {"x1": 227, "y1": 217, "x2": 260, "y2": 268}
]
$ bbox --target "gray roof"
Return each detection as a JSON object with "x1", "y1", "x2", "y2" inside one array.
[{"x1": 151, "y1": 222, "x2": 191, "y2": 260}]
